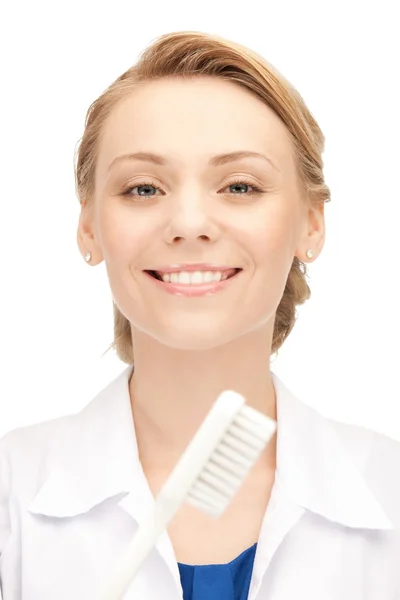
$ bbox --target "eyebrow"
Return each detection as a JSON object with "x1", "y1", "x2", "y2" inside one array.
[{"x1": 107, "y1": 150, "x2": 280, "y2": 173}]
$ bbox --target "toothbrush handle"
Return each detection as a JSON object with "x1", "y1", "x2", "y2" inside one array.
[{"x1": 98, "y1": 497, "x2": 177, "y2": 600}]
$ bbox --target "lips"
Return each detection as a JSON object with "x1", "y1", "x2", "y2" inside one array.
[{"x1": 143, "y1": 267, "x2": 243, "y2": 297}]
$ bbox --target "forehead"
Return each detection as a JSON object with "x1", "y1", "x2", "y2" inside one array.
[{"x1": 96, "y1": 76, "x2": 295, "y2": 176}]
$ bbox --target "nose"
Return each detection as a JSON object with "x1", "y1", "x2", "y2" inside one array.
[{"x1": 163, "y1": 193, "x2": 221, "y2": 246}]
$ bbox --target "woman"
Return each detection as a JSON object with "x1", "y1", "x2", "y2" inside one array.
[{"x1": 1, "y1": 30, "x2": 399, "y2": 600}]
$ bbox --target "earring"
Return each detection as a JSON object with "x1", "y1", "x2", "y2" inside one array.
[
  {"x1": 306, "y1": 249, "x2": 314, "y2": 259},
  {"x1": 84, "y1": 252, "x2": 92, "y2": 263}
]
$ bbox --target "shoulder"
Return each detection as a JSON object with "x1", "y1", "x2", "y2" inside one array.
[
  {"x1": 0, "y1": 413, "x2": 75, "y2": 485},
  {"x1": 0, "y1": 414, "x2": 73, "y2": 474},
  {"x1": 0, "y1": 415, "x2": 73, "y2": 553},
  {"x1": 330, "y1": 417, "x2": 400, "y2": 530},
  {"x1": 329, "y1": 416, "x2": 400, "y2": 474}
]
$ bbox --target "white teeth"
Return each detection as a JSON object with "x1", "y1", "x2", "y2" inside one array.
[{"x1": 160, "y1": 270, "x2": 230, "y2": 284}]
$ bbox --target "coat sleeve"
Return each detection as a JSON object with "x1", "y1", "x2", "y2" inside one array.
[{"x1": 0, "y1": 436, "x2": 12, "y2": 600}]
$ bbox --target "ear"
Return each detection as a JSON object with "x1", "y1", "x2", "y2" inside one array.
[
  {"x1": 76, "y1": 204, "x2": 103, "y2": 264},
  {"x1": 296, "y1": 202, "x2": 326, "y2": 261}
]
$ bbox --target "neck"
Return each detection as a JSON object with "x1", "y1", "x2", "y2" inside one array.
[{"x1": 129, "y1": 325, "x2": 277, "y2": 474}]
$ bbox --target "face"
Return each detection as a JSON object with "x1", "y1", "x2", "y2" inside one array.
[{"x1": 78, "y1": 77, "x2": 324, "y2": 351}]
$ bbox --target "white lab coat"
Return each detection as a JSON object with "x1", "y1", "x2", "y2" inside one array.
[{"x1": 1, "y1": 366, "x2": 400, "y2": 599}]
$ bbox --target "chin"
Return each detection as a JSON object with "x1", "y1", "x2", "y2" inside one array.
[{"x1": 149, "y1": 321, "x2": 240, "y2": 351}]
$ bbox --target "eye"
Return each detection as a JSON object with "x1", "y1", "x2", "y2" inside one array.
[
  {"x1": 223, "y1": 179, "x2": 265, "y2": 197},
  {"x1": 120, "y1": 181, "x2": 163, "y2": 200}
]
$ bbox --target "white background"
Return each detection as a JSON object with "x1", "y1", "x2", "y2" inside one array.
[{"x1": 1, "y1": 1, "x2": 399, "y2": 440}]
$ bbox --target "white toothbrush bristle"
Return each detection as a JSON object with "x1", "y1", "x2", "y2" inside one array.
[
  {"x1": 204, "y1": 461, "x2": 243, "y2": 486},
  {"x1": 223, "y1": 432, "x2": 260, "y2": 458},
  {"x1": 228, "y1": 423, "x2": 268, "y2": 449},
  {"x1": 216, "y1": 442, "x2": 254, "y2": 468},
  {"x1": 210, "y1": 451, "x2": 249, "y2": 477},
  {"x1": 186, "y1": 402, "x2": 276, "y2": 517}
]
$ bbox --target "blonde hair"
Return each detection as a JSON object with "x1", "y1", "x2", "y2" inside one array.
[{"x1": 74, "y1": 31, "x2": 331, "y2": 365}]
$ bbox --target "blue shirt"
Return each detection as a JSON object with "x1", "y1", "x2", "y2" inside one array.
[{"x1": 177, "y1": 543, "x2": 257, "y2": 600}]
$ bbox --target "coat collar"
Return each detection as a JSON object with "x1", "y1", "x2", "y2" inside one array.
[{"x1": 27, "y1": 366, "x2": 394, "y2": 531}]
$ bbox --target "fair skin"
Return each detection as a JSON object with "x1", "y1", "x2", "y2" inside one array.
[{"x1": 77, "y1": 76, "x2": 325, "y2": 563}]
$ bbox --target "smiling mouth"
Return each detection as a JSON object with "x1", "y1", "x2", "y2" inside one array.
[{"x1": 145, "y1": 269, "x2": 242, "y2": 282}]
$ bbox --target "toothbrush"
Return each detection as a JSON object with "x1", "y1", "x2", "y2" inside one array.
[{"x1": 97, "y1": 389, "x2": 277, "y2": 600}]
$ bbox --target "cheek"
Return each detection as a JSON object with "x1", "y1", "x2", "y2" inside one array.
[
  {"x1": 241, "y1": 209, "x2": 297, "y2": 267},
  {"x1": 97, "y1": 205, "x2": 150, "y2": 263}
]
